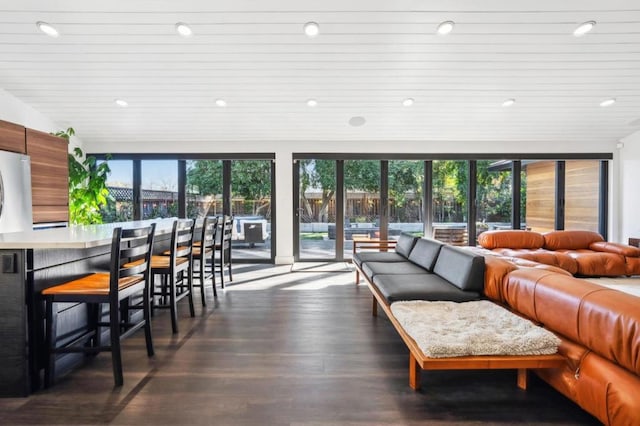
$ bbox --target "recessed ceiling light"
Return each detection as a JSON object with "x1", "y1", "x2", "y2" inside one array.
[
  {"x1": 436, "y1": 21, "x2": 455, "y2": 35},
  {"x1": 502, "y1": 98, "x2": 516, "y2": 107},
  {"x1": 36, "y1": 21, "x2": 59, "y2": 38},
  {"x1": 304, "y1": 21, "x2": 320, "y2": 38},
  {"x1": 114, "y1": 99, "x2": 128, "y2": 107},
  {"x1": 402, "y1": 98, "x2": 415, "y2": 107},
  {"x1": 573, "y1": 21, "x2": 596, "y2": 37},
  {"x1": 306, "y1": 99, "x2": 318, "y2": 107},
  {"x1": 215, "y1": 99, "x2": 227, "y2": 107},
  {"x1": 175, "y1": 22, "x2": 193, "y2": 37},
  {"x1": 599, "y1": 98, "x2": 616, "y2": 107},
  {"x1": 348, "y1": 116, "x2": 366, "y2": 127}
]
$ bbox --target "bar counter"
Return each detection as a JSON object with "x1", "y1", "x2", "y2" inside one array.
[{"x1": 0, "y1": 219, "x2": 176, "y2": 396}]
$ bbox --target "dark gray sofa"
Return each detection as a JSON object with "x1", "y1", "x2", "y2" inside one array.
[{"x1": 354, "y1": 233, "x2": 486, "y2": 308}]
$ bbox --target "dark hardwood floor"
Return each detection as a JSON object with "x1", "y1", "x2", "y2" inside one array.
[{"x1": 0, "y1": 264, "x2": 599, "y2": 425}]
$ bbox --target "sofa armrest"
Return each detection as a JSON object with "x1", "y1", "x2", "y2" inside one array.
[{"x1": 589, "y1": 241, "x2": 640, "y2": 257}]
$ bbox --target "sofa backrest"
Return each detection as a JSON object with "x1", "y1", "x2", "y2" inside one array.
[
  {"x1": 407, "y1": 238, "x2": 444, "y2": 272},
  {"x1": 477, "y1": 230, "x2": 544, "y2": 250},
  {"x1": 433, "y1": 245, "x2": 485, "y2": 292},
  {"x1": 543, "y1": 230, "x2": 604, "y2": 250},
  {"x1": 395, "y1": 233, "x2": 418, "y2": 258},
  {"x1": 502, "y1": 268, "x2": 640, "y2": 376}
]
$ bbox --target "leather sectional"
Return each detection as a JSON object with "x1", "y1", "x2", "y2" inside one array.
[
  {"x1": 478, "y1": 229, "x2": 640, "y2": 276},
  {"x1": 354, "y1": 231, "x2": 640, "y2": 425}
]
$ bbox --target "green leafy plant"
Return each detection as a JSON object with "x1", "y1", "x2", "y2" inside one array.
[{"x1": 53, "y1": 128, "x2": 112, "y2": 225}]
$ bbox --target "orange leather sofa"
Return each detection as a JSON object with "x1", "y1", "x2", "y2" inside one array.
[
  {"x1": 477, "y1": 251, "x2": 640, "y2": 425},
  {"x1": 478, "y1": 230, "x2": 640, "y2": 276}
]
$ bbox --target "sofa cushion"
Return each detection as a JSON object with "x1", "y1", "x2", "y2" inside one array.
[
  {"x1": 626, "y1": 257, "x2": 640, "y2": 275},
  {"x1": 395, "y1": 233, "x2": 418, "y2": 258},
  {"x1": 407, "y1": 238, "x2": 444, "y2": 272},
  {"x1": 543, "y1": 230, "x2": 604, "y2": 250},
  {"x1": 559, "y1": 250, "x2": 627, "y2": 276},
  {"x1": 589, "y1": 241, "x2": 640, "y2": 258},
  {"x1": 478, "y1": 230, "x2": 544, "y2": 250},
  {"x1": 433, "y1": 245, "x2": 485, "y2": 292},
  {"x1": 352, "y1": 251, "x2": 408, "y2": 268},
  {"x1": 493, "y1": 248, "x2": 579, "y2": 275},
  {"x1": 361, "y1": 261, "x2": 428, "y2": 279},
  {"x1": 372, "y1": 274, "x2": 482, "y2": 303}
]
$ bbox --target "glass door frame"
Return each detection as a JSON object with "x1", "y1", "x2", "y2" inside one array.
[
  {"x1": 93, "y1": 153, "x2": 276, "y2": 264},
  {"x1": 293, "y1": 159, "x2": 346, "y2": 261}
]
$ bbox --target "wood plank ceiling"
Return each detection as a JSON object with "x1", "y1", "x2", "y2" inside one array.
[{"x1": 0, "y1": 0, "x2": 639, "y2": 145}]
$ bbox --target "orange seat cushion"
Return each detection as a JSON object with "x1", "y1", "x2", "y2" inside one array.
[
  {"x1": 192, "y1": 247, "x2": 212, "y2": 257},
  {"x1": 150, "y1": 255, "x2": 189, "y2": 269},
  {"x1": 42, "y1": 273, "x2": 143, "y2": 296}
]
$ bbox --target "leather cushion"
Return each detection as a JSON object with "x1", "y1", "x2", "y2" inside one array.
[
  {"x1": 560, "y1": 250, "x2": 627, "y2": 276},
  {"x1": 479, "y1": 254, "x2": 518, "y2": 302},
  {"x1": 372, "y1": 274, "x2": 482, "y2": 303},
  {"x1": 478, "y1": 230, "x2": 544, "y2": 250},
  {"x1": 395, "y1": 233, "x2": 418, "y2": 258},
  {"x1": 433, "y1": 245, "x2": 485, "y2": 292},
  {"x1": 407, "y1": 238, "x2": 444, "y2": 272},
  {"x1": 543, "y1": 230, "x2": 604, "y2": 250},
  {"x1": 361, "y1": 261, "x2": 428, "y2": 279},
  {"x1": 493, "y1": 248, "x2": 578, "y2": 275},
  {"x1": 590, "y1": 241, "x2": 640, "y2": 257},
  {"x1": 502, "y1": 268, "x2": 640, "y2": 376},
  {"x1": 626, "y1": 257, "x2": 640, "y2": 275},
  {"x1": 352, "y1": 252, "x2": 407, "y2": 268}
]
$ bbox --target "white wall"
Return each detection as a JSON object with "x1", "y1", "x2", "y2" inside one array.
[
  {"x1": 619, "y1": 130, "x2": 640, "y2": 244},
  {"x1": 0, "y1": 88, "x2": 83, "y2": 152}
]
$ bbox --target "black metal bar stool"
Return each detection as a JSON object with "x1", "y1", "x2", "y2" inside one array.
[{"x1": 42, "y1": 223, "x2": 156, "y2": 387}]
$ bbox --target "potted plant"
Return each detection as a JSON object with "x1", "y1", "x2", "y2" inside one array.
[{"x1": 53, "y1": 127, "x2": 111, "y2": 225}]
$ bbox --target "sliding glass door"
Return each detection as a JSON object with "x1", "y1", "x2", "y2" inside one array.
[
  {"x1": 297, "y1": 159, "x2": 337, "y2": 260},
  {"x1": 231, "y1": 160, "x2": 273, "y2": 260},
  {"x1": 343, "y1": 160, "x2": 381, "y2": 260}
]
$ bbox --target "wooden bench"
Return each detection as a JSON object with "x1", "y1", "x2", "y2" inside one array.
[
  {"x1": 366, "y1": 280, "x2": 565, "y2": 391},
  {"x1": 433, "y1": 227, "x2": 468, "y2": 246}
]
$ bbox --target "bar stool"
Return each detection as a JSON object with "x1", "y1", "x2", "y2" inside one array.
[
  {"x1": 215, "y1": 215, "x2": 234, "y2": 287},
  {"x1": 192, "y1": 216, "x2": 218, "y2": 305},
  {"x1": 150, "y1": 219, "x2": 195, "y2": 334},
  {"x1": 42, "y1": 223, "x2": 156, "y2": 387}
]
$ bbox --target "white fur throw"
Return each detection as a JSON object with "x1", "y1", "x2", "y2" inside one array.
[{"x1": 390, "y1": 300, "x2": 561, "y2": 358}]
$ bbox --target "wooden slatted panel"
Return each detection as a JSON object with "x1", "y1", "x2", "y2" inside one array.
[
  {"x1": 0, "y1": 120, "x2": 26, "y2": 154},
  {"x1": 433, "y1": 228, "x2": 468, "y2": 246},
  {"x1": 564, "y1": 160, "x2": 599, "y2": 232},
  {"x1": 25, "y1": 129, "x2": 69, "y2": 223},
  {"x1": 32, "y1": 205, "x2": 70, "y2": 224},
  {"x1": 524, "y1": 161, "x2": 555, "y2": 233}
]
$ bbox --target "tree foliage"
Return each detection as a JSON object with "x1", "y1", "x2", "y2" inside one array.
[
  {"x1": 54, "y1": 128, "x2": 112, "y2": 225},
  {"x1": 299, "y1": 159, "x2": 514, "y2": 224},
  {"x1": 187, "y1": 160, "x2": 271, "y2": 217}
]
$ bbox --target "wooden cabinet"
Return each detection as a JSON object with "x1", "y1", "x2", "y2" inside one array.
[
  {"x1": 25, "y1": 129, "x2": 69, "y2": 223},
  {"x1": 0, "y1": 120, "x2": 26, "y2": 154}
]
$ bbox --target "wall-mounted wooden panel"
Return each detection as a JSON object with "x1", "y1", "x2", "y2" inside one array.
[
  {"x1": 565, "y1": 160, "x2": 599, "y2": 232},
  {"x1": 32, "y1": 205, "x2": 69, "y2": 224},
  {"x1": 0, "y1": 120, "x2": 26, "y2": 154},
  {"x1": 524, "y1": 161, "x2": 556, "y2": 233},
  {"x1": 25, "y1": 129, "x2": 68, "y2": 223}
]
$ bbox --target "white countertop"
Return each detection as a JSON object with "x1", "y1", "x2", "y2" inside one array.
[{"x1": 0, "y1": 218, "x2": 179, "y2": 249}]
